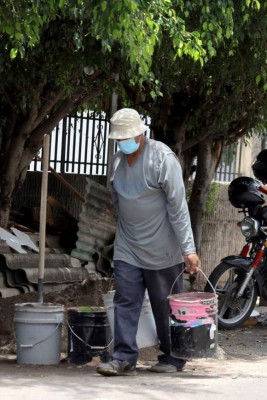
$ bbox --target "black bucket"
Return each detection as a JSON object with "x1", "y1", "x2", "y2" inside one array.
[
  {"x1": 168, "y1": 292, "x2": 218, "y2": 359},
  {"x1": 67, "y1": 306, "x2": 113, "y2": 365}
]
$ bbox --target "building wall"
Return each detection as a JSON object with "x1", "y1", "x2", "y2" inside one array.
[{"x1": 198, "y1": 183, "x2": 244, "y2": 289}]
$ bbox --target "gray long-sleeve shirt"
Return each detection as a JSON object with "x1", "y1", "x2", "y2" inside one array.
[{"x1": 109, "y1": 137, "x2": 196, "y2": 270}]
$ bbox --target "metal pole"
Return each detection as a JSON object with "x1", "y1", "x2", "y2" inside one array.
[{"x1": 38, "y1": 134, "x2": 50, "y2": 303}]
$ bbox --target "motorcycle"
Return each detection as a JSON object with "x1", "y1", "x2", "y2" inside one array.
[{"x1": 205, "y1": 176, "x2": 267, "y2": 329}]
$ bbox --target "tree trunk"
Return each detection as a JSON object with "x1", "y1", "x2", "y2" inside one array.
[
  {"x1": 0, "y1": 84, "x2": 103, "y2": 228},
  {"x1": 189, "y1": 138, "x2": 223, "y2": 251},
  {"x1": 0, "y1": 130, "x2": 27, "y2": 226}
]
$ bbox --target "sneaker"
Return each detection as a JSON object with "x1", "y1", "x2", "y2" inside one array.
[
  {"x1": 96, "y1": 360, "x2": 137, "y2": 376},
  {"x1": 148, "y1": 361, "x2": 186, "y2": 373}
]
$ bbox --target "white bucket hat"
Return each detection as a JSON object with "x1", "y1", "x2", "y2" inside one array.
[{"x1": 109, "y1": 108, "x2": 148, "y2": 139}]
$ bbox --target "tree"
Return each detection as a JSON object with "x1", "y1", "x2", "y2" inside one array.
[
  {"x1": 126, "y1": 1, "x2": 267, "y2": 249},
  {"x1": 0, "y1": 0, "x2": 216, "y2": 227},
  {"x1": 0, "y1": 0, "x2": 266, "y2": 254}
]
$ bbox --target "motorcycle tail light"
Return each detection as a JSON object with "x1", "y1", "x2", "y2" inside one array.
[{"x1": 240, "y1": 216, "x2": 260, "y2": 238}]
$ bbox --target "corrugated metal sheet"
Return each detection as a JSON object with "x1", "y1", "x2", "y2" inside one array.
[
  {"x1": 2, "y1": 253, "x2": 72, "y2": 270},
  {"x1": 0, "y1": 252, "x2": 89, "y2": 297},
  {"x1": 71, "y1": 178, "x2": 117, "y2": 264},
  {"x1": 0, "y1": 288, "x2": 21, "y2": 298},
  {"x1": 14, "y1": 266, "x2": 88, "y2": 284}
]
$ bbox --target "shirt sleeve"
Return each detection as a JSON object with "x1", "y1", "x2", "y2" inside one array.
[
  {"x1": 108, "y1": 153, "x2": 120, "y2": 212},
  {"x1": 158, "y1": 153, "x2": 196, "y2": 255}
]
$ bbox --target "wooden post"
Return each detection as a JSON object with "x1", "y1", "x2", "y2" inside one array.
[{"x1": 38, "y1": 134, "x2": 50, "y2": 303}]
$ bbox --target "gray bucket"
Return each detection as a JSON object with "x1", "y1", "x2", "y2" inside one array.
[
  {"x1": 102, "y1": 291, "x2": 158, "y2": 348},
  {"x1": 14, "y1": 302, "x2": 64, "y2": 365}
]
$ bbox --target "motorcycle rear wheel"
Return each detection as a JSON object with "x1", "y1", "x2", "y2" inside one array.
[{"x1": 205, "y1": 262, "x2": 258, "y2": 329}]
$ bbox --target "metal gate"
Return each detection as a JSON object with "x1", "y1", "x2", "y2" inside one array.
[
  {"x1": 29, "y1": 110, "x2": 245, "y2": 181},
  {"x1": 30, "y1": 111, "x2": 110, "y2": 175}
]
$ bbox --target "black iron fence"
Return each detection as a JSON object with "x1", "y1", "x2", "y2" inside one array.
[
  {"x1": 30, "y1": 110, "x2": 244, "y2": 182},
  {"x1": 30, "y1": 111, "x2": 110, "y2": 175}
]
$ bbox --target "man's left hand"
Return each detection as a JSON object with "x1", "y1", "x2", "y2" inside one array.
[{"x1": 184, "y1": 253, "x2": 201, "y2": 275}]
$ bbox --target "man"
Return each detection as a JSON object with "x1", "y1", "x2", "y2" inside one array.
[{"x1": 97, "y1": 108, "x2": 201, "y2": 376}]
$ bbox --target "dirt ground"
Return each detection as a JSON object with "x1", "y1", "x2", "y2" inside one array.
[
  {"x1": 0, "y1": 276, "x2": 114, "y2": 354},
  {"x1": 0, "y1": 275, "x2": 267, "y2": 366},
  {"x1": 1, "y1": 277, "x2": 267, "y2": 400}
]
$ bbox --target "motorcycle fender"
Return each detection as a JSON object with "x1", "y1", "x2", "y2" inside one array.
[
  {"x1": 221, "y1": 255, "x2": 253, "y2": 267},
  {"x1": 222, "y1": 255, "x2": 262, "y2": 294}
]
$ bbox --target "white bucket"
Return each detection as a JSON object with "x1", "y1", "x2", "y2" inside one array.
[
  {"x1": 14, "y1": 302, "x2": 64, "y2": 365},
  {"x1": 102, "y1": 291, "x2": 158, "y2": 348}
]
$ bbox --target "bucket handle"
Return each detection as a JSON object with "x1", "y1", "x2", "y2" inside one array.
[
  {"x1": 17, "y1": 322, "x2": 61, "y2": 348},
  {"x1": 66, "y1": 320, "x2": 113, "y2": 350},
  {"x1": 170, "y1": 269, "x2": 216, "y2": 296}
]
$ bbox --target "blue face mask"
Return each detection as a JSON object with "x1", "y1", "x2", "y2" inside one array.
[{"x1": 117, "y1": 138, "x2": 140, "y2": 155}]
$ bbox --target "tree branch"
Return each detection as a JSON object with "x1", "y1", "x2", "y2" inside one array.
[
  {"x1": 20, "y1": 84, "x2": 103, "y2": 167},
  {"x1": 31, "y1": 87, "x2": 65, "y2": 131}
]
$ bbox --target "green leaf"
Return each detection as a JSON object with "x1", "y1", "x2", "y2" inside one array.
[
  {"x1": 15, "y1": 22, "x2": 21, "y2": 31},
  {"x1": 112, "y1": 29, "x2": 121, "y2": 39},
  {"x1": 209, "y1": 23, "x2": 214, "y2": 31},
  {"x1": 10, "y1": 48, "x2": 18, "y2": 59},
  {"x1": 146, "y1": 17, "x2": 154, "y2": 29},
  {"x1": 253, "y1": 0, "x2": 261, "y2": 10},
  {"x1": 256, "y1": 75, "x2": 262, "y2": 85},
  {"x1": 15, "y1": 32, "x2": 23, "y2": 40},
  {"x1": 225, "y1": 28, "x2": 232, "y2": 39},
  {"x1": 101, "y1": 1, "x2": 107, "y2": 12}
]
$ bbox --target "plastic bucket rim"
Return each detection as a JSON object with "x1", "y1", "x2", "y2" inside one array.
[
  {"x1": 168, "y1": 292, "x2": 217, "y2": 304},
  {"x1": 15, "y1": 302, "x2": 63, "y2": 306},
  {"x1": 14, "y1": 304, "x2": 64, "y2": 317},
  {"x1": 67, "y1": 306, "x2": 106, "y2": 314}
]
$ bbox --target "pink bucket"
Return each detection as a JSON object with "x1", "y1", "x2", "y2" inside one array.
[{"x1": 168, "y1": 292, "x2": 218, "y2": 359}]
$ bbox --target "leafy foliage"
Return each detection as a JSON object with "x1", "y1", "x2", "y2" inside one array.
[
  {"x1": 145, "y1": 1, "x2": 267, "y2": 151},
  {"x1": 186, "y1": 181, "x2": 220, "y2": 214},
  {"x1": 1, "y1": 1, "x2": 253, "y2": 152},
  {"x1": 0, "y1": 0, "x2": 267, "y2": 230}
]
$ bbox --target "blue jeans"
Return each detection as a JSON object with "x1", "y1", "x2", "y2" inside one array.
[{"x1": 112, "y1": 260, "x2": 184, "y2": 366}]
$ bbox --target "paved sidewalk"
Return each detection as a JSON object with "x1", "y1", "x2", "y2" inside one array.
[
  {"x1": 1, "y1": 323, "x2": 267, "y2": 400},
  {"x1": 1, "y1": 354, "x2": 267, "y2": 400}
]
